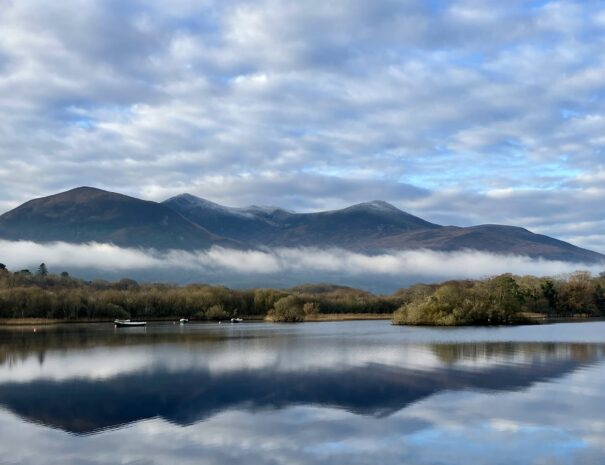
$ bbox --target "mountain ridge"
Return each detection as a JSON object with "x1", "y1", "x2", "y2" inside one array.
[
  {"x1": 0, "y1": 187, "x2": 603, "y2": 264},
  {"x1": 163, "y1": 193, "x2": 604, "y2": 262},
  {"x1": 0, "y1": 187, "x2": 240, "y2": 250}
]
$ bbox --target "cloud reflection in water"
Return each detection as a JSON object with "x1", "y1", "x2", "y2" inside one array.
[{"x1": 0, "y1": 321, "x2": 604, "y2": 464}]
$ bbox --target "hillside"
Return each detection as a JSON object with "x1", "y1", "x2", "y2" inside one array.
[
  {"x1": 164, "y1": 194, "x2": 604, "y2": 263},
  {"x1": 0, "y1": 187, "x2": 237, "y2": 250},
  {"x1": 0, "y1": 187, "x2": 603, "y2": 263}
]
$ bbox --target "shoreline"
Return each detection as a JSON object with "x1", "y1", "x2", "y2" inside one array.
[
  {"x1": 0, "y1": 313, "x2": 393, "y2": 326},
  {"x1": 303, "y1": 313, "x2": 393, "y2": 322},
  {"x1": 1, "y1": 314, "x2": 603, "y2": 327},
  {"x1": 527, "y1": 315, "x2": 605, "y2": 325}
]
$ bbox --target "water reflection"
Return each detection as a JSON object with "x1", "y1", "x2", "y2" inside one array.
[
  {"x1": 0, "y1": 321, "x2": 604, "y2": 464},
  {"x1": 0, "y1": 352, "x2": 596, "y2": 434}
]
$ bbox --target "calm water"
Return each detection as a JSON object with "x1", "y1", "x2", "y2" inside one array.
[{"x1": 0, "y1": 321, "x2": 604, "y2": 465}]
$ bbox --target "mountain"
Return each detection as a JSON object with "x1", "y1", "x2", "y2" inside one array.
[
  {"x1": 365, "y1": 224, "x2": 603, "y2": 262},
  {"x1": 163, "y1": 196, "x2": 441, "y2": 249},
  {"x1": 0, "y1": 187, "x2": 237, "y2": 250},
  {"x1": 0, "y1": 187, "x2": 603, "y2": 263},
  {"x1": 263, "y1": 200, "x2": 440, "y2": 248},
  {"x1": 164, "y1": 193, "x2": 605, "y2": 263},
  {"x1": 161, "y1": 194, "x2": 287, "y2": 243}
]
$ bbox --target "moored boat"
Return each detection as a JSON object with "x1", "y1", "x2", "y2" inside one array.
[
  {"x1": 230, "y1": 318, "x2": 243, "y2": 323},
  {"x1": 179, "y1": 318, "x2": 188, "y2": 324},
  {"x1": 114, "y1": 319, "x2": 147, "y2": 327}
]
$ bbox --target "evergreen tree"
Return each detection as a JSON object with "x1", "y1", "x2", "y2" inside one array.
[{"x1": 37, "y1": 263, "x2": 48, "y2": 277}]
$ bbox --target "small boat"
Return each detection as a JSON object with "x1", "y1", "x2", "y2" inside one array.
[
  {"x1": 179, "y1": 318, "x2": 189, "y2": 324},
  {"x1": 114, "y1": 319, "x2": 147, "y2": 327},
  {"x1": 230, "y1": 318, "x2": 243, "y2": 323}
]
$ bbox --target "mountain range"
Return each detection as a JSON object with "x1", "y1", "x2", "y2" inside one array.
[{"x1": 0, "y1": 186, "x2": 602, "y2": 264}]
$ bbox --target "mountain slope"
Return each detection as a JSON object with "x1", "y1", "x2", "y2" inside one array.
[
  {"x1": 0, "y1": 187, "x2": 238, "y2": 250},
  {"x1": 262, "y1": 201, "x2": 441, "y2": 248},
  {"x1": 162, "y1": 194, "x2": 288, "y2": 243},
  {"x1": 164, "y1": 194, "x2": 604, "y2": 263},
  {"x1": 370, "y1": 224, "x2": 604, "y2": 262},
  {"x1": 0, "y1": 188, "x2": 602, "y2": 263},
  {"x1": 163, "y1": 196, "x2": 440, "y2": 248}
]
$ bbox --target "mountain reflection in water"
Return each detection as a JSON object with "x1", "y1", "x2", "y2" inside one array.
[
  {"x1": 0, "y1": 321, "x2": 604, "y2": 465},
  {"x1": 0, "y1": 322, "x2": 603, "y2": 434},
  {"x1": 0, "y1": 356, "x2": 594, "y2": 434}
]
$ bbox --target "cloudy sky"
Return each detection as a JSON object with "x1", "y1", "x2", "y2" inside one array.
[{"x1": 1, "y1": 0, "x2": 604, "y2": 252}]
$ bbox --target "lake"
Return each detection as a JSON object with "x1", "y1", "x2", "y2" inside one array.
[{"x1": 0, "y1": 320, "x2": 604, "y2": 465}]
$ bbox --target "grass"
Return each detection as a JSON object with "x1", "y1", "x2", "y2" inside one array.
[{"x1": 304, "y1": 313, "x2": 393, "y2": 322}]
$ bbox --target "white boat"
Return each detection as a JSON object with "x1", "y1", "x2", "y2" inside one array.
[
  {"x1": 179, "y1": 318, "x2": 189, "y2": 324},
  {"x1": 230, "y1": 318, "x2": 243, "y2": 323},
  {"x1": 114, "y1": 319, "x2": 147, "y2": 327}
]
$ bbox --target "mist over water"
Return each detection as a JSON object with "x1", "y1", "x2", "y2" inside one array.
[{"x1": 0, "y1": 321, "x2": 604, "y2": 464}]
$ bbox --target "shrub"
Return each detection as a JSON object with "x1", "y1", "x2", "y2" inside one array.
[
  {"x1": 303, "y1": 302, "x2": 319, "y2": 316},
  {"x1": 268, "y1": 296, "x2": 305, "y2": 322},
  {"x1": 206, "y1": 304, "x2": 227, "y2": 320}
]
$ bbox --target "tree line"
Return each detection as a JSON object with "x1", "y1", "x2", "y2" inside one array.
[
  {"x1": 393, "y1": 271, "x2": 605, "y2": 325},
  {"x1": 0, "y1": 263, "x2": 603, "y2": 324},
  {"x1": 0, "y1": 264, "x2": 398, "y2": 321}
]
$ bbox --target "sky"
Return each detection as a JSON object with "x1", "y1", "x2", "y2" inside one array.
[{"x1": 1, "y1": 0, "x2": 605, "y2": 253}]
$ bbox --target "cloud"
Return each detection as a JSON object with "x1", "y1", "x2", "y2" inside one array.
[
  {"x1": 1, "y1": 1, "x2": 605, "y2": 253},
  {"x1": 1, "y1": 241, "x2": 602, "y2": 284},
  {"x1": 0, "y1": 240, "x2": 159, "y2": 271},
  {"x1": 1, "y1": 343, "x2": 604, "y2": 465}
]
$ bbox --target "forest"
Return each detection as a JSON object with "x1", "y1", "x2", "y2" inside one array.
[
  {"x1": 0, "y1": 263, "x2": 397, "y2": 322},
  {"x1": 0, "y1": 263, "x2": 604, "y2": 324}
]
